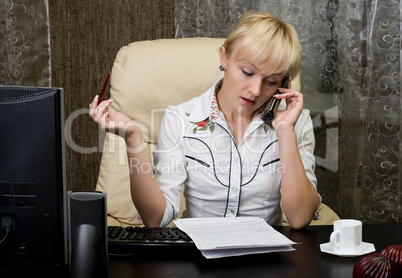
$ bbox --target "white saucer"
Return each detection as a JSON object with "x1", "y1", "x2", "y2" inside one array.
[{"x1": 320, "y1": 242, "x2": 376, "y2": 257}]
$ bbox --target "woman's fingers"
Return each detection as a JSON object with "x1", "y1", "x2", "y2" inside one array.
[
  {"x1": 89, "y1": 97, "x2": 114, "y2": 125},
  {"x1": 98, "y1": 111, "x2": 110, "y2": 129},
  {"x1": 275, "y1": 89, "x2": 303, "y2": 106},
  {"x1": 272, "y1": 89, "x2": 304, "y2": 129},
  {"x1": 89, "y1": 95, "x2": 99, "y2": 115},
  {"x1": 275, "y1": 88, "x2": 298, "y2": 98},
  {"x1": 88, "y1": 98, "x2": 138, "y2": 140}
]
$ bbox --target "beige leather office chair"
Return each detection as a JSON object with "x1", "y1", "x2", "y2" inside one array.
[{"x1": 95, "y1": 38, "x2": 339, "y2": 227}]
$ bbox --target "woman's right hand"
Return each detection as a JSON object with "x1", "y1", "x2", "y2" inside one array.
[{"x1": 89, "y1": 95, "x2": 140, "y2": 141}]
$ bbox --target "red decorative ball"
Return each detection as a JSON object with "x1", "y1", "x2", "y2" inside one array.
[
  {"x1": 381, "y1": 245, "x2": 402, "y2": 270},
  {"x1": 353, "y1": 253, "x2": 397, "y2": 278}
]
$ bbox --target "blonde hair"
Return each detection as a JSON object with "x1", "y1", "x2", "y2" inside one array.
[{"x1": 223, "y1": 12, "x2": 301, "y2": 80}]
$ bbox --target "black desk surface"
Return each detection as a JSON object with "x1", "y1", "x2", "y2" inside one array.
[{"x1": 1, "y1": 223, "x2": 401, "y2": 278}]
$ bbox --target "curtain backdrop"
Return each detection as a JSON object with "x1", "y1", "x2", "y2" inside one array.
[
  {"x1": 0, "y1": 0, "x2": 51, "y2": 86},
  {"x1": 175, "y1": 0, "x2": 402, "y2": 223}
]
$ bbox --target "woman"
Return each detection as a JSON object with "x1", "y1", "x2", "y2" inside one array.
[{"x1": 90, "y1": 12, "x2": 321, "y2": 230}]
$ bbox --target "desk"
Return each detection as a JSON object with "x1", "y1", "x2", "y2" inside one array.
[{"x1": 1, "y1": 223, "x2": 401, "y2": 278}]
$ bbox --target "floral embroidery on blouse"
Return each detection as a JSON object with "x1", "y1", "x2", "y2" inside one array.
[
  {"x1": 186, "y1": 81, "x2": 221, "y2": 134},
  {"x1": 189, "y1": 117, "x2": 216, "y2": 134},
  {"x1": 186, "y1": 90, "x2": 218, "y2": 134}
]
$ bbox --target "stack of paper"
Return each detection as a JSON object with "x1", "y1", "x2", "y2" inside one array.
[{"x1": 174, "y1": 217, "x2": 297, "y2": 259}]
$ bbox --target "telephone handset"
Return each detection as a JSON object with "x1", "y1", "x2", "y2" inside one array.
[{"x1": 261, "y1": 77, "x2": 289, "y2": 123}]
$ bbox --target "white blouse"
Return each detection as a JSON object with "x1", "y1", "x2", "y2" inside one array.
[{"x1": 153, "y1": 79, "x2": 320, "y2": 227}]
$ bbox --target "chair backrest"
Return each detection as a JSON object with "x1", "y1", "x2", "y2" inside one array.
[{"x1": 95, "y1": 38, "x2": 301, "y2": 226}]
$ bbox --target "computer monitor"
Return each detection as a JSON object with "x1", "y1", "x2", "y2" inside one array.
[{"x1": 0, "y1": 85, "x2": 67, "y2": 265}]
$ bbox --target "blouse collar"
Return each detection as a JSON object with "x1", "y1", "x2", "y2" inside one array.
[{"x1": 185, "y1": 78, "x2": 284, "y2": 126}]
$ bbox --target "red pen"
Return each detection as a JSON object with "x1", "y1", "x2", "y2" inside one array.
[{"x1": 97, "y1": 72, "x2": 111, "y2": 105}]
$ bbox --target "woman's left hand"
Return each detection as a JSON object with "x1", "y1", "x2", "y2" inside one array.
[{"x1": 272, "y1": 88, "x2": 303, "y2": 131}]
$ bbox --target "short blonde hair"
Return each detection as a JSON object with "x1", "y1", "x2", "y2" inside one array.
[{"x1": 223, "y1": 12, "x2": 301, "y2": 80}]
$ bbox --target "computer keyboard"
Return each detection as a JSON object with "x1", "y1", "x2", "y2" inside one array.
[{"x1": 107, "y1": 226, "x2": 195, "y2": 255}]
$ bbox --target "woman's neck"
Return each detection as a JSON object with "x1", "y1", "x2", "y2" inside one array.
[{"x1": 216, "y1": 88, "x2": 254, "y2": 146}]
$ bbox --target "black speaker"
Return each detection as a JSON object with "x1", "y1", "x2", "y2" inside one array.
[{"x1": 68, "y1": 191, "x2": 108, "y2": 278}]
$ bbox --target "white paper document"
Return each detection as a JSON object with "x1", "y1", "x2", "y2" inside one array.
[{"x1": 174, "y1": 217, "x2": 297, "y2": 259}]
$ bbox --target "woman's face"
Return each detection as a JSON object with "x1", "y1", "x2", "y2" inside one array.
[{"x1": 219, "y1": 45, "x2": 286, "y2": 117}]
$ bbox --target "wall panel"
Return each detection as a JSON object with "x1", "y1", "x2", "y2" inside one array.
[{"x1": 49, "y1": 1, "x2": 175, "y2": 191}]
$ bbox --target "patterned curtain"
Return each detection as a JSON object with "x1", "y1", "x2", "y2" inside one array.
[
  {"x1": 0, "y1": 0, "x2": 51, "y2": 86},
  {"x1": 175, "y1": 0, "x2": 402, "y2": 223}
]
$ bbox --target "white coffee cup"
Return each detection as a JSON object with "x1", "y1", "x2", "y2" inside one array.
[{"x1": 330, "y1": 219, "x2": 362, "y2": 254}]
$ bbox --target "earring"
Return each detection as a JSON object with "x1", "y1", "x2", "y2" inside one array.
[{"x1": 219, "y1": 65, "x2": 225, "y2": 71}]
